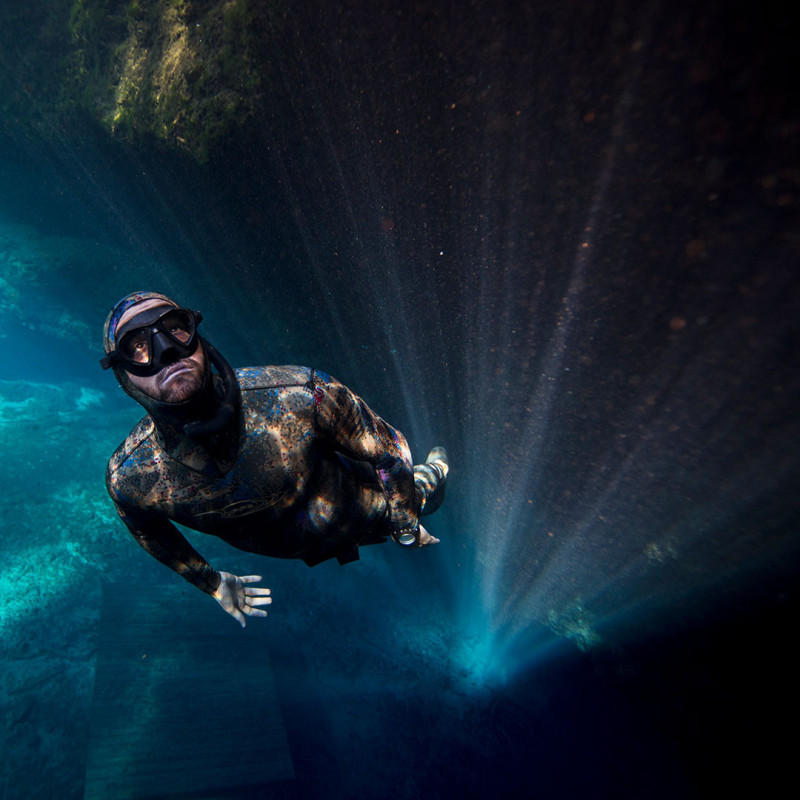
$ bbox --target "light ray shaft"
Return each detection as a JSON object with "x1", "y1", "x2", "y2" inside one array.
[
  {"x1": 469, "y1": 84, "x2": 631, "y2": 634},
  {"x1": 289, "y1": 38, "x2": 437, "y2": 447},
  {"x1": 502, "y1": 405, "x2": 798, "y2": 646},
  {"x1": 445, "y1": 34, "x2": 668, "y2": 674}
]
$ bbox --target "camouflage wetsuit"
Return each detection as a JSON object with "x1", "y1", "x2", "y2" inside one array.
[{"x1": 106, "y1": 365, "x2": 445, "y2": 594}]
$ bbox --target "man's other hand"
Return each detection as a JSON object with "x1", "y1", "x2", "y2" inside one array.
[
  {"x1": 418, "y1": 525, "x2": 440, "y2": 547},
  {"x1": 213, "y1": 572, "x2": 272, "y2": 627}
]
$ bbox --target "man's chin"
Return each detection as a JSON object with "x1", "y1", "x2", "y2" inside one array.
[{"x1": 160, "y1": 373, "x2": 203, "y2": 403}]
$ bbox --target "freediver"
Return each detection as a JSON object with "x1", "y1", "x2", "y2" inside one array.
[{"x1": 101, "y1": 292, "x2": 448, "y2": 626}]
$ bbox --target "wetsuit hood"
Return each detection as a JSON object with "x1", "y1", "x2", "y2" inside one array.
[{"x1": 102, "y1": 291, "x2": 240, "y2": 441}]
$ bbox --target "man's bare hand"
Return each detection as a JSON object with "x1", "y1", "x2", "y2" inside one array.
[
  {"x1": 418, "y1": 525, "x2": 439, "y2": 547},
  {"x1": 213, "y1": 572, "x2": 272, "y2": 627}
]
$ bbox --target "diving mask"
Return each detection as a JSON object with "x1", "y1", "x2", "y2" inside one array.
[{"x1": 100, "y1": 306, "x2": 203, "y2": 377}]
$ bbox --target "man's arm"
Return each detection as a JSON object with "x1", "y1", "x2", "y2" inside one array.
[
  {"x1": 107, "y1": 488, "x2": 271, "y2": 625},
  {"x1": 109, "y1": 495, "x2": 222, "y2": 594},
  {"x1": 311, "y1": 372, "x2": 419, "y2": 538}
]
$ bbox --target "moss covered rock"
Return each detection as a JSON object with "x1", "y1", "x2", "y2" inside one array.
[{"x1": 1, "y1": 0, "x2": 286, "y2": 160}]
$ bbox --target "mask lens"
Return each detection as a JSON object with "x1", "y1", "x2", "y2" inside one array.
[
  {"x1": 119, "y1": 329, "x2": 152, "y2": 364},
  {"x1": 161, "y1": 309, "x2": 194, "y2": 344}
]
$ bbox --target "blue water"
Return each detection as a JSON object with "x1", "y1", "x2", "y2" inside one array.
[{"x1": 1, "y1": 1, "x2": 798, "y2": 797}]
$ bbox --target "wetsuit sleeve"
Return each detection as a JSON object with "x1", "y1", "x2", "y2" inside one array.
[
  {"x1": 312, "y1": 372, "x2": 417, "y2": 532},
  {"x1": 107, "y1": 482, "x2": 221, "y2": 595}
]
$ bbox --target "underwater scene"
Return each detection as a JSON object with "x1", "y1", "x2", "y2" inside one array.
[{"x1": 1, "y1": 1, "x2": 798, "y2": 798}]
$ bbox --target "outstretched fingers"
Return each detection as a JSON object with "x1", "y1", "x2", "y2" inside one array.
[
  {"x1": 238, "y1": 576, "x2": 272, "y2": 617},
  {"x1": 245, "y1": 595, "x2": 272, "y2": 611},
  {"x1": 244, "y1": 586, "x2": 271, "y2": 596}
]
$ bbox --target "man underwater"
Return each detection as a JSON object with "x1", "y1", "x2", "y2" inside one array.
[{"x1": 102, "y1": 291, "x2": 448, "y2": 626}]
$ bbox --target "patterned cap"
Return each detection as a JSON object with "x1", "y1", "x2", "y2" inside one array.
[{"x1": 102, "y1": 291, "x2": 177, "y2": 354}]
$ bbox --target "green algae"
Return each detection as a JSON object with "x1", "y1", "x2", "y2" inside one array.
[{"x1": 1, "y1": 0, "x2": 286, "y2": 161}]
